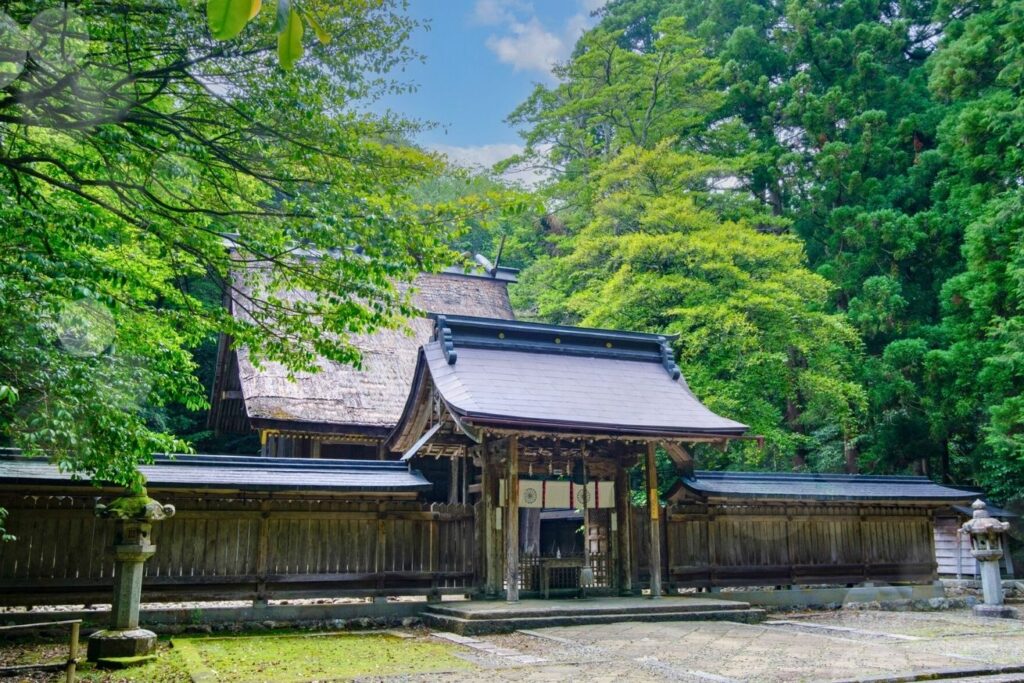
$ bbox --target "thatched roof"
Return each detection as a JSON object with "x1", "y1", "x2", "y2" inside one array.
[{"x1": 210, "y1": 270, "x2": 515, "y2": 437}]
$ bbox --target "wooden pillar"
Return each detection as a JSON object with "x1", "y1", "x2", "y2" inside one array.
[
  {"x1": 481, "y1": 452, "x2": 500, "y2": 597},
  {"x1": 449, "y1": 457, "x2": 459, "y2": 504},
  {"x1": 505, "y1": 435, "x2": 520, "y2": 601},
  {"x1": 646, "y1": 442, "x2": 662, "y2": 599},
  {"x1": 614, "y1": 465, "x2": 633, "y2": 595}
]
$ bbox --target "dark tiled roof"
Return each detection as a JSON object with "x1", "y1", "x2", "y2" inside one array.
[
  {"x1": 417, "y1": 315, "x2": 747, "y2": 437},
  {"x1": 953, "y1": 502, "x2": 1017, "y2": 518},
  {"x1": 673, "y1": 471, "x2": 979, "y2": 502},
  {"x1": 0, "y1": 453, "x2": 431, "y2": 494}
]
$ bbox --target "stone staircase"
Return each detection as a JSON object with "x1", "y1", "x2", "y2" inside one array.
[{"x1": 421, "y1": 596, "x2": 766, "y2": 635}]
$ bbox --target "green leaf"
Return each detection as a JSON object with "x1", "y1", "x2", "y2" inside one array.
[
  {"x1": 303, "y1": 10, "x2": 332, "y2": 45},
  {"x1": 277, "y1": 7, "x2": 303, "y2": 70},
  {"x1": 206, "y1": 0, "x2": 257, "y2": 40}
]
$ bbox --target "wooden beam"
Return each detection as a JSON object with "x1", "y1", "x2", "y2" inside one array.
[
  {"x1": 662, "y1": 442, "x2": 695, "y2": 478},
  {"x1": 646, "y1": 442, "x2": 662, "y2": 599},
  {"x1": 505, "y1": 435, "x2": 520, "y2": 602}
]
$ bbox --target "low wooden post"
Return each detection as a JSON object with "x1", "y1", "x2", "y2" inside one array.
[
  {"x1": 615, "y1": 465, "x2": 633, "y2": 595},
  {"x1": 505, "y1": 435, "x2": 520, "y2": 601},
  {"x1": 66, "y1": 621, "x2": 79, "y2": 683},
  {"x1": 646, "y1": 443, "x2": 662, "y2": 599}
]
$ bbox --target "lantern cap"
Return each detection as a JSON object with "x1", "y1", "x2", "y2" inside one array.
[{"x1": 962, "y1": 499, "x2": 1010, "y2": 536}]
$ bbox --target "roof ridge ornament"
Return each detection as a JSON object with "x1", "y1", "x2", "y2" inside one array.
[
  {"x1": 660, "y1": 339, "x2": 681, "y2": 380},
  {"x1": 436, "y1": 315, "x2": 457, "y2": 365}
]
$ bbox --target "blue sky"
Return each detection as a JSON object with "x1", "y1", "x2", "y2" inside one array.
[{"x1": 376, "y1": 0, "x2": 604, "y2": 178}]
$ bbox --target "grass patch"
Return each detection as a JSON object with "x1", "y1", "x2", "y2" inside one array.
[
  {"x1": 173, "y1": 632, "x2": 470, "y2": 682},
  {"x1": 0, "y1": 639, "x2": 189, "y2": 682}
]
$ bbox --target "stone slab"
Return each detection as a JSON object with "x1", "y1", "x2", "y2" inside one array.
[
  {"x1": 425, "y1": 596, "x2": 751, "y2": 620},
  {"x1": 95, "y1": 654, "x2": 157, "y2": 669},
  {"x1": 711, "y1": 583, "x2": 945, "y2": 609},
  {"x1": 0, "y1": 601, "x2": 423, "y2": 631},
  {"x1": 973, "y1": 604, "x2": 1019, "y2": 619}
]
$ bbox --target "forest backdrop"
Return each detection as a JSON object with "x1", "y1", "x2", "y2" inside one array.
[{"x1": 0, "y1": 0, "x2": 1022, "y2": 510}]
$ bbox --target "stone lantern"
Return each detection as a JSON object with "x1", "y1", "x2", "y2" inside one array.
[
  {"x1": 960, "y1": 499, "x2": 1016, "y2": 619},
  {"x1": 87, "y1": 491, "x2": 175, "y2": 662}
]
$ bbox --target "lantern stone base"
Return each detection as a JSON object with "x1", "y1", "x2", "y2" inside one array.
[
  {"x1": 87, "y1": 628, "x2": 158, "y2": 661},
  {"x1": 972, "y1": 604, "x2": 1018, "y2": 619}
]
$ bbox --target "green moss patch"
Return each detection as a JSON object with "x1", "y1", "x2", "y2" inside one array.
[{"x1": 172, "y1": 632, "x2": 470, "y2": 682}]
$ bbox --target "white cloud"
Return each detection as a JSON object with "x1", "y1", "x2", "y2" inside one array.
[
  {"x1": 430, "y1": 142, "x2": 522, "y2": 169},
  {"x1": 472, "y1": 0, "x2": 532, "y2": 26},
  {"x1": 564, "y1": 12, "x2": 591, "y2": 42},
  {"x1": 429, "y1": 142, "x2": 549, "y2": 188},
  {"x1": 475, "y1": 0, "x2": 602, "y2": 78},
  {"x1": 485, "y1": 18, "x2": 566, "y2": 74}
]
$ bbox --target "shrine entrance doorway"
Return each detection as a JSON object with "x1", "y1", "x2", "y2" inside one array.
[{"x1": 517, "y1": 478, "x2": 618, "y2": 598}]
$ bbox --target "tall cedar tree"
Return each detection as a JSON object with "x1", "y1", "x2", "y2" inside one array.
[{"x1": 505, "y1": 21, "x2": 866, "y2": 470}]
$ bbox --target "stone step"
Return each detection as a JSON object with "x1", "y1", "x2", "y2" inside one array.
[
  {"x1": 424, "y1": 598, "x2": 752, "y2": 621},
  {"x1": 421, "y1": 607, "x2": 766, "y2": 636}
]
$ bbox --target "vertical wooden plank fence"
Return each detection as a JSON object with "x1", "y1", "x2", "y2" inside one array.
[
  {"x1": 655, "y1": 502, "x2": 938, "y2": 589},
  {"x1": 0, "y1": 494, "x2": 477, "y2": 606}
]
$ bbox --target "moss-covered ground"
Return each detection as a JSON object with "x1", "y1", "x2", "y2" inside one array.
[
  {"x1": 173, "y1": 632, "x2": 468, "y2": 681},
  {"x1": 0, "y1": 631, "x2": 469, "y2": 682}
]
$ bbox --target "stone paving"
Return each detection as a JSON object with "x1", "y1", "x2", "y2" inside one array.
[{"x1": 368, "y1": 608, "x2": 1024, "y2": 683}]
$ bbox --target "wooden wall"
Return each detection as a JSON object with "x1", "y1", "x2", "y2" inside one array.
[
  {"x1": 0, "y1": 493, "x2": 477, "y2": 606},
  {"x1": 636, "y1": 502, "x2": 938, "y2": 590}
]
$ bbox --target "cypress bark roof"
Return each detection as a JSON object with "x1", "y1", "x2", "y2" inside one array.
[{"x1": 213, "y1": 270, "x2": 516, "y2": 436}]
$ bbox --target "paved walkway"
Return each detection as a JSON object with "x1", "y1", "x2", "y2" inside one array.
[{"x1": 376, "y1": 608, "x2": 1024, "y2": 682}]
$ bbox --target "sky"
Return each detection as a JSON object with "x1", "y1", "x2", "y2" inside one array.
[{"x1": 376, "y1": 0, "x2": 604, "y2": 179}]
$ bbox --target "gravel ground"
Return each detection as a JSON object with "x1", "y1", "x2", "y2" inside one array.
[
  {"x1": 376, "y1": 608, "x2": 1024, "y2": 683},
  {"x1": 3, "y1": 607, "x2": 1023, "y2": 682}
]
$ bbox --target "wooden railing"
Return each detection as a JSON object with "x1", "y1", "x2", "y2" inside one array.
[
  {"x1": 0, "y1": 620, "x2": 80, "y2": 682},
  {"x1": 0, "y1": 494, "x2": 477, "y2": 606}
]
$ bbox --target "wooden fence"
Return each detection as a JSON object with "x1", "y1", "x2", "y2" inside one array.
[
  {"x1": 638, "y1": 502, "x2": 938, "y2": 589},
  {"x1": 0, "y1": 494, "x2": 940, "y2": 606},
  {"x1": 0, "y1": 493, "x2": 477, "y2": 606}
]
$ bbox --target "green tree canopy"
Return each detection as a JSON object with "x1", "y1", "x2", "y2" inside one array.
[
  {"x1": 507, "y1": 21, "x2": 866, "y2": 470},
  {"x1": 0, "y1": 0, "x2": 458, "y2": 491}
]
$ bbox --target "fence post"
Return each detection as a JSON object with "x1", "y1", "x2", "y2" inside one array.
[{"x1": 65, "y1": 621, "x2": 79, "y2": 683}]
